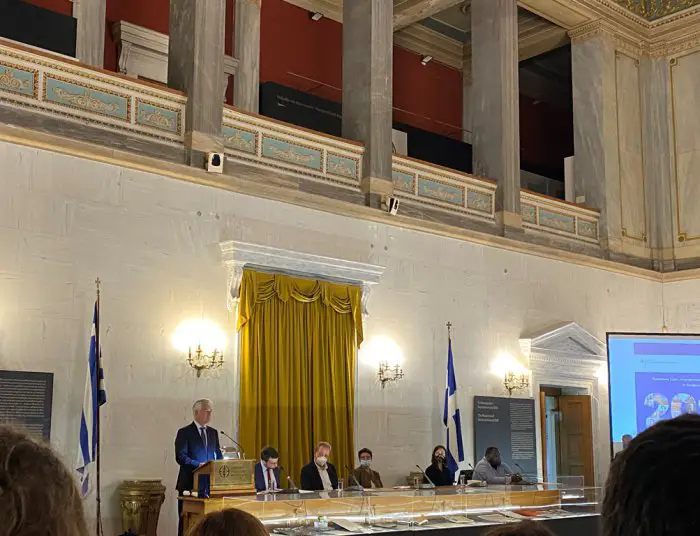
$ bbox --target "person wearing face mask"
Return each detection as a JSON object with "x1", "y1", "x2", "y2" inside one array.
[
  {"x1": 424, "y1": 445, "x2": 455, "y2": 486},
  {"x1": 351, "y1": 448, "x2": 383, "y2": 489},
  {"x1": 300, "y1": 441, "x2": 339, "y2": 491}
]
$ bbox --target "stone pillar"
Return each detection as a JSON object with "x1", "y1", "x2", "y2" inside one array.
[
  {"x1": 73, "y1": 0, "x2": 107, "y2": 67},
  {"x1": 462, "y1": 57, "x2": 472, "y2": 144},
  {"x1": 471, "y1": 0, "x2": 521, "y2": 231},
  {"x1": 234, "y1": 0, "x2": 261, "y2": 113},
  {"x1": 169, "y1": 0, "x2": 226, "y2": 167},
  {"x1": 569, "y1": 26, "x2": 622, "y2": 253},
  {"x1": 641, "y1": 56, "x2": 675, "y2": 271},
  {"x1": 342, "y1": 0, "x2": 393, "y2": 209}
]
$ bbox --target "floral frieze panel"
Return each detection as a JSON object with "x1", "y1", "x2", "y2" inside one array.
[{"x1": 614, "y1": 0, "x2": 700, "y2": 20}]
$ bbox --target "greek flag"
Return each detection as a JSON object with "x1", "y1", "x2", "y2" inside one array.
[
  {"x1": 77, "y1": 302, "x2": 107, "y2": 497},
  {"x1": 443, "y1": 338, "x2": 464, "y2": 476}
]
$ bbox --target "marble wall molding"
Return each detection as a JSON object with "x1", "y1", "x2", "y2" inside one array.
[
  {"x1": 614, "y1": 50, "x2": 648, "y2": 243},
  {"x1": 521, "y1": 322, "x2": 608, "y2": 485},
  {"x1": 668, "y1": 49, "x2": 700, "y2": 245},
  {"x1": 219, "y1": 240, "x2": 385, "y2": 315}
]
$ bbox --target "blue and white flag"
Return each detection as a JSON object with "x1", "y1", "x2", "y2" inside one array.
[
  {"x1": 443, "y1": 338, "x2": 464, "y2": 475},
  {"x1": 77, "y1": 302, "x2": 107, "y2": 497}
]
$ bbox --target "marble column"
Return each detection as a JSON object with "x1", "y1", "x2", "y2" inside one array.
[
  {"x1": 73, "y1": 0, "x2": 106, "y2": 67},
  {"x1": 570, "y1": 30, "x2": 622, "y2": 252},
  {"x1": 471, "y1": 0, "x2": 521, "y2": 230},
  {"x1": 169, "y1": 0, "x2": 226, "y2": 166},
  {"x1": 641, "y1": 57, "x2": 675, "y2": 271},
  {"x1": 234, "y1": 0, "x2": 261, "y2": 113},
  {"x1": 342, "y1": 0, "x2": 393, "y2": 209},
  {"x1": 462, "y1": 58, "x2": 472, "y2": 144}
]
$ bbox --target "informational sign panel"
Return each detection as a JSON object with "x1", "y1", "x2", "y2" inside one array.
[
  {"x1": 0, "y1": 370, "x2": 54, "y2": 440},
  {"x1": 474, "y1": 396, "x2": 537, "y2": 477}
]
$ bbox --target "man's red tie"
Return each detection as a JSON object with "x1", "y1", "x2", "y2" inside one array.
[{"x1": 267, "y1": 468, "x2": 273, "y2": 490}]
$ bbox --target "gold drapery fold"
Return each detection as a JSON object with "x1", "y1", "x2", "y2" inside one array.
[{"x1": 237, "y1": 269, "x2": 361, "y2": 485}]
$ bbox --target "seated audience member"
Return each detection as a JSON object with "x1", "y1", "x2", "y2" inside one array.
[
  {"x1": 473, "y1": 446, "x2": 522, "y2": 485},
  {"x1": 254, "y1": 446, "x2": 281, "y2": 492},
  {"x1": 484, "y1": 520, "x2": 555, "y2": 536},
  {"x1": 604, "y1": 414, "x2": 700, "y2": 536},
  {"x1": 424, "y1": 445, "x2": 455, "y2": 486},
  {"x1": 351, "y1": 447, "x2": 383, "y2": 489},
  {"x1": 613, "y1": 434, "x2": 633, "y2": 461},
  {"x1": 0, "y1": 425, "x2": 89, "y2": 536},
  {"x1": 300, "y1": 441, "x2": 338, "y2": 491},
  {"x1": 187, "y1": 507, "x2": 268, "y2": 536}
]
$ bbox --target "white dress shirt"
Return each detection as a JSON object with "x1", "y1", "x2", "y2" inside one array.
[
  {"x1": 194, "y1": 422, "x2": 208, "y2": 449},
  {"x1": 318, "y1": 465, "x2": 333, "y2": 491},
  {"x1": 260, "y1": 461, "x2": 278, "y2": 491}
]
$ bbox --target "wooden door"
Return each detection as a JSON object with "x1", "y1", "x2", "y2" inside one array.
[
  {"x1": 559, "y1": 395, "x2": 595, "y2": 486},
  {"x1": 539, "y1": 390, "x2": 548, "y2": 482}
]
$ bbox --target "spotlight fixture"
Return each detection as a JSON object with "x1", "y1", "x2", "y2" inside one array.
[
  {"x1": 421, "y1": 55, "x2": 433, "y2": 66},
  {"x1": 310, "y1": 11, "x2": 323, "y2": 21}
]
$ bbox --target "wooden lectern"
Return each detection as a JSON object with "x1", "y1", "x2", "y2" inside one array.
[{"x1": 193, "y1": 459, "x2": 256, "y2": 496}]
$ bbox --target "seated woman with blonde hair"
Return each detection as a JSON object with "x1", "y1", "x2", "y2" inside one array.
[
  {"x1": 188, "y1": 508, "x2": 268, "y2": 536},
  {"x1": 0, "y1": 425, "x2": 89, "y2": 536}
]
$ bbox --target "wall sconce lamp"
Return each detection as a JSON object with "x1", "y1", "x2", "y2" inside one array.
[
  {"x1": 378, "y1": 361, "x2": 404, "y2": 388},
  {"x1": 504, "y1": 370, "x2": 530, "y2": 396},
  {"x1": 173, "y1": 319, "x2": 227, "y2": 378},
  {"x1": 421, "y1": 55, "x2": 433, "y2": 66}
]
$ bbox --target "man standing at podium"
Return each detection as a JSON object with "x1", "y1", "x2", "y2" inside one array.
[{"x1": 175, "y1": 399, "x2": 223, "y2": 536}]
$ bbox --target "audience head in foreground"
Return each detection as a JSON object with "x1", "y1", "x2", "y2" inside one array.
[
  {"x1": 187, "y1": 508, "x2": 268, "y2": 536},
  {"x1": 484, "y1": 520, "x2": 554, "y2": 536},
  {"x1": 604, "y1": 414, "x2": 700, "y2": 536},
  {"x1": 0, "y1": 425, "x2": 88, "y2": 536}
]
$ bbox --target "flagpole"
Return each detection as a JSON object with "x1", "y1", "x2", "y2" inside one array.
[
  {"x1": 95, "y1": 278, "x2": 103, "y2": 536},
  {"x1": 446, "y1": 321, "x2": 452, "y2": 340}
]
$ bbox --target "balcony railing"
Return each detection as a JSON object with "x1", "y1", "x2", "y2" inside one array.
[{"x1": 0, "y1": 38, "x2": 600, "y2": 249}]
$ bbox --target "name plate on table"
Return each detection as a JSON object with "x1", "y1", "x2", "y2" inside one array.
[{"x1": 194, "y1": 459, "x2": 255, "y2": 495}]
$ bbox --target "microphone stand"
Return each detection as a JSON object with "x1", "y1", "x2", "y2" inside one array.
[
  {"x1": 345, "y1": 465, "x2": 364, "y2": 492},
  {"x1": 415, "y1": 465, "x2": 436, "y2": 488},
  {"x1": 219, "y1": 431, "x2": 246, "y2": 459},
  {"x1": 279, "y1": 466, "x2": 299, "y2": 494}
]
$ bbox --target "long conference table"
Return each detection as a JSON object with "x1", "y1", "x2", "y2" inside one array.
[{"x1": 181, "y1": 484, "x2": 601, "y2": 536}]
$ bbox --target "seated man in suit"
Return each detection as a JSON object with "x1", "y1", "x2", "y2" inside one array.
[
  {"x1": 351, "y1": 447, "x2": 383, "y2": 489},
  {"x1": 300, "y1": 441, "x2": 338, "y2": 491},
  {"x1": 175, "y1": 399, "x2": 223, "y2": 536},
  {"x1": 254, "y1": 446, "x2": 281, "y2": 492}
]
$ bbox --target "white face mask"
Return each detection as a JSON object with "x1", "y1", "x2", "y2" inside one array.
[
  {"x1": 316, "y1": 456, "x2": 328, "y2": 466},
  {"x1": 360, "y1": 459, "x2": 371, "y2": 468}
]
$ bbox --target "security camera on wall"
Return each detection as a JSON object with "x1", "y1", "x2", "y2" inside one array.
[
  {"x1": 382, "y1": 195, "x2": 400, "y2": 216},
  {"x1": 206, "y1": 152, "x2": 225, "y2": 174}
]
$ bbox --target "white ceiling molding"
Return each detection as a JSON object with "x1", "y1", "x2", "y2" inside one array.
[
  {"x1": 393, "y1": 0, "x2": 468, "y2": 31},
  {"x1": 219, "y1": 241, "x2": 385, "y2": 316},
  {"x1": 112, "y1": 21, "x2": 238, "y2": 101}
]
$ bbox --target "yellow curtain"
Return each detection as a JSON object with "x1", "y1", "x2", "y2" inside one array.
[{"x1": 237, "y1": 268, "x2": 362, "y2": 487}]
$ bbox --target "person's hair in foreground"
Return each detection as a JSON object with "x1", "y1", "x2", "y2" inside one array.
[
  {"x1": 603, "y1": 414, "x2": 700, "y2": 536},
  {"x1": 484, "y1": 520, "x2": 554, "y2": 536},
  {"x1": 187, "y1": 508, "x2": 269, "y2": 536},
  {"x1": 0, "y1": 425, "x2": 89, "y2": 536}
]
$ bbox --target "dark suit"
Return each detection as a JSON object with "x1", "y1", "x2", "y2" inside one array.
[
  {"x1": 175, "y1": 423, "x2": 222, "y2": 536},
  {"x1": 254, "y1": 462, "x2": 282, "y2": 492},
  {"x1": 300, "y1": 461, "x2": 338, "y2": 491}
]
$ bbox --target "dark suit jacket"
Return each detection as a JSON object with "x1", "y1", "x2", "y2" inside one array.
[
  {"x1": 425, "y1": 464, "x2": 455, "y2": 486},
  {"x1": 254, "y1": 462, "x2": 282, "y2": 492},
  {"x1": 351, "y1": 467, "x2": 383, "y2": 488},
  {"x1": 300, "y1": 461, "x2": 338, "y2": 491},
  {"x1": 175, "y1": 422, "x2": 223, "y2": 491}
]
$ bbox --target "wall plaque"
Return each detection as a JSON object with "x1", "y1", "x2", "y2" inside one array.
[{"x1": 0, "y1": 370, "x2": 54, "y2": 440}]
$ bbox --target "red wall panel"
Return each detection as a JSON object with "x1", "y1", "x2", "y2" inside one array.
[
  {"x1": 260, "y1": 0, "x2": 343, "y2": 103},
  {"x1": 519, "y1": 94, "x2": 573, "y2": 174},
  {"x1": 393, "y1": 46, "x2": 462, "y2": 139},
  {"x1": 21, "y1": 0, "x2": 72, "y2": 16}
]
